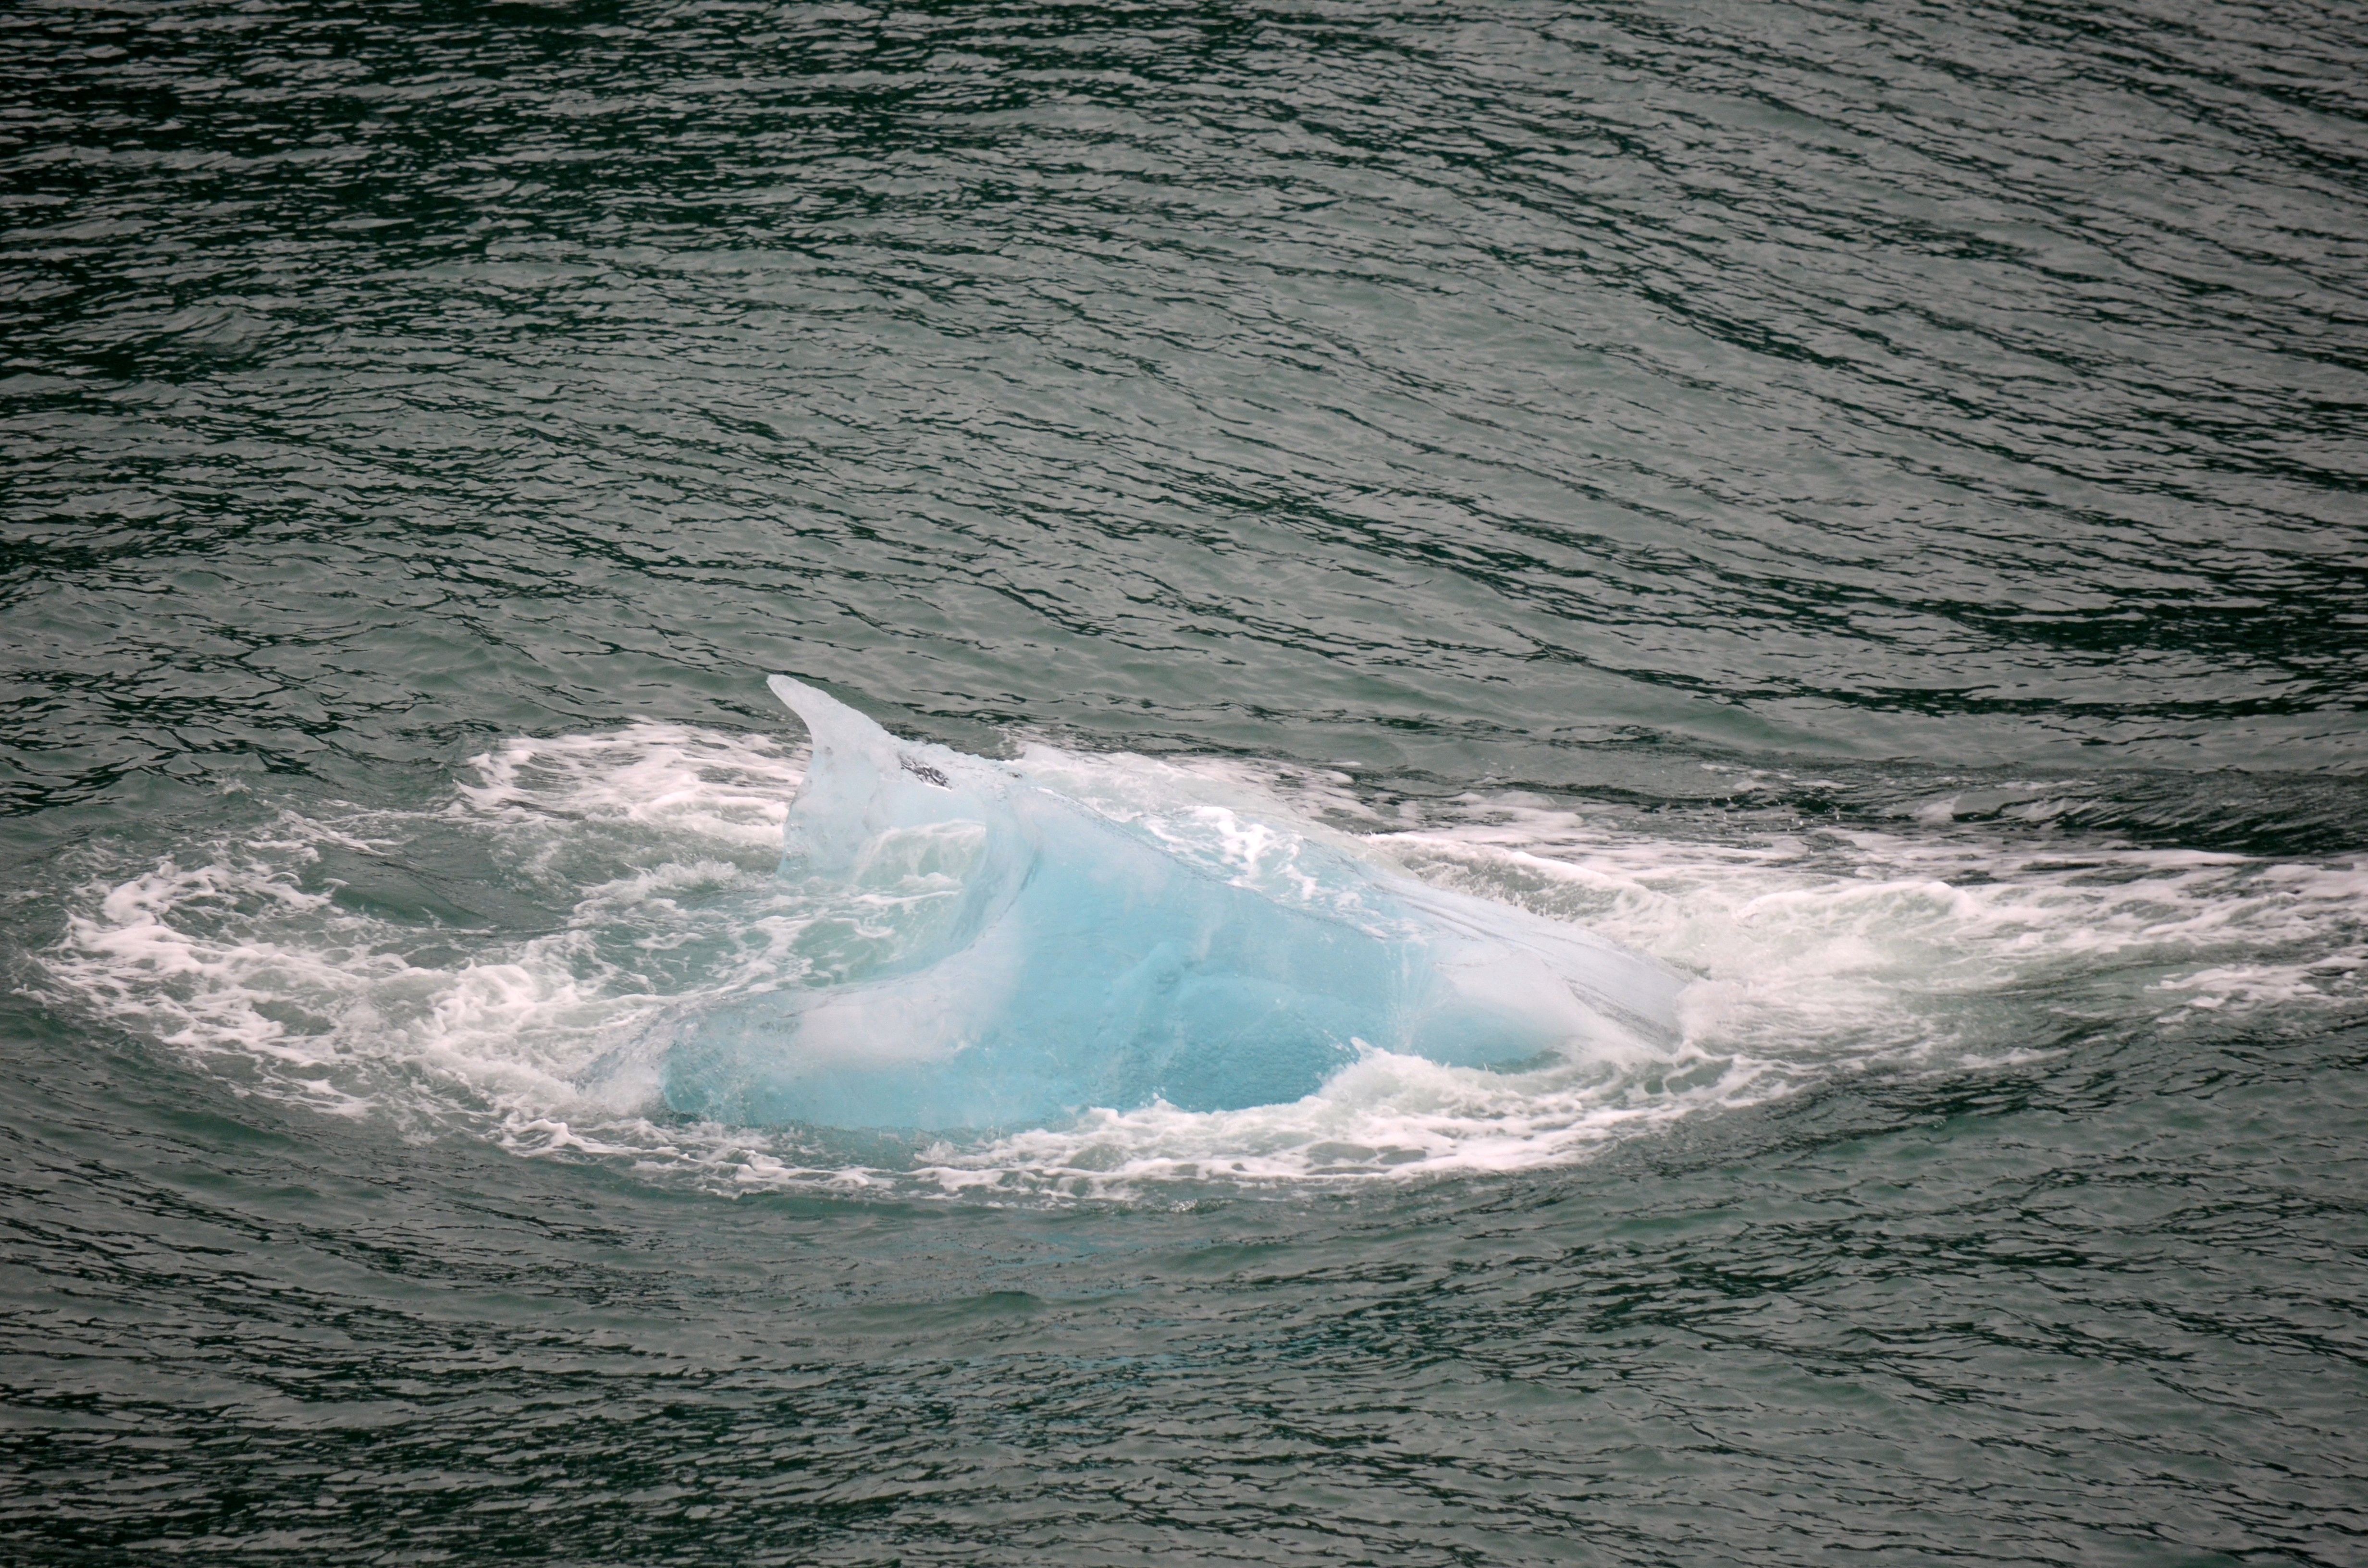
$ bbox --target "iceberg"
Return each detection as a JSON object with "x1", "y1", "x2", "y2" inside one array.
[{"x1": 660, "y1": 676, "x2": 1683, "y2": 1132}]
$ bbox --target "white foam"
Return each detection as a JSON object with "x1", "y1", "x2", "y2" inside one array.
[{"x1": 34, "y1": 721, "x2": 2367, "y2": 1201}]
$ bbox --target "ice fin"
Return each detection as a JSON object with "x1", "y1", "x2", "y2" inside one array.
[{"x1": 765, "y1": 674, "x2": 998, "y2": 876}]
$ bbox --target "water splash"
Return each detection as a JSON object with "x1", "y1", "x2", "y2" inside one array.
[{"x1": 30, "y1": 719, "x2": 2364, "y2": 1198}]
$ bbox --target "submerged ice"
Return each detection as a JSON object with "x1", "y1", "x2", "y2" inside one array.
[{"x1": 661, "y1": 677, "x2": 1683, "y2": 1132}]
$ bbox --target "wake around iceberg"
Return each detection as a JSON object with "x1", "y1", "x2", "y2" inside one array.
[{"x1": 660, "y1": 678, "x2": 1685, "y2": 1133}]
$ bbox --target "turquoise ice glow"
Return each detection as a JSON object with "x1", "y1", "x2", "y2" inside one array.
[{"x1": 661, "y1": 678, "x2": 1683, "y2": 1132}]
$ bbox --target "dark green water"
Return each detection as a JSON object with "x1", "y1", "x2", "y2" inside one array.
[{"x1": 4, "y1": 0, "x2": 2366, "y2": 1562}]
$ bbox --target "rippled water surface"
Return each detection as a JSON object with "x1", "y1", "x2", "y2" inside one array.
[{"x1": 3, "y1": 0, "x2": 2365, "y2": 1562}]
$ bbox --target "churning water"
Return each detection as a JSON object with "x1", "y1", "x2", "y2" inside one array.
[{"x1": 2, "y1": 0, "x2": 2364, "y2": 1562}]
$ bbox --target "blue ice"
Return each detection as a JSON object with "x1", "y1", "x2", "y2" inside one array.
[{"x1": 661, "y1": 677, "x2": 1683, "y2": 1132}]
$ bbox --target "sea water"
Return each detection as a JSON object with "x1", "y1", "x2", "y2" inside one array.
[{"x1": 2, "y1": 0, "x2": 2364, "y2": 1562}]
